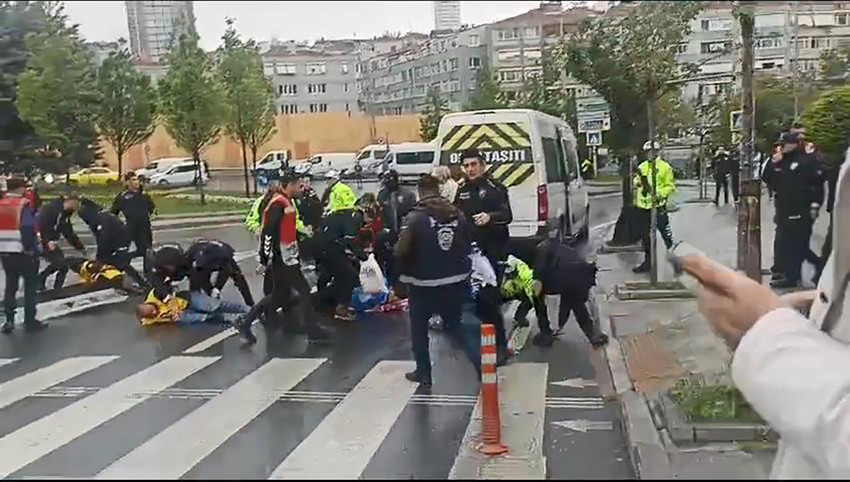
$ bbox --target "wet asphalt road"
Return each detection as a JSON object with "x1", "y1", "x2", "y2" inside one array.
[{"x1": 0, "y1": 193, "x2": 632, "y2": 479}]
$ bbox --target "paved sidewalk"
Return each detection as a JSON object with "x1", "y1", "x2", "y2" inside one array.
[{"x1": 593, "y1": 187, "x2": 827, "y2": 478}]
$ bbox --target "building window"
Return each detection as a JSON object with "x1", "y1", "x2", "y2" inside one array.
[
  {"x1": 675, "y1": 43, "x2": 688, "y2": 54},
  {"x1": 469, "y1": 34, "x2": 480, "y2": 47},
  {"x1": 499, "y1": 69, "x2": 522, "y2": 82},
  {"x1": 524, "y1": 26, "x2": 539, "y2": 38},
  {"x1": 307, "y1": 83, "x2": 327, "y2": 94},
  {"x1": 450, "y1": 80, "x2": 460, "y2": 92},
  {"x1": 275, "y1": 63, "x2": 297, "y2": 75},
  {"x1": 701, "y1": 18, "x2": 733, "y2": 31},
  {"x1": 340, "y1": 63, "x2": 350, "y2": 74},
  {"x1": 468, "y1": 80, "x2": 477, "y2": 91},
  {"x1": 280, "y1": 84, "x2": 297, "y2": 96},
  {"x1": 280, "y1": 104, "x2": 298, "y2": 115},
  {"x1": 309, "y1": 103, "x2": 328, "y2": 113},
  {"x1": 345, "y1": 103, "x2": 350, "y2": 111},
  {"x1": 305, "y1": 62, "x2": 327, "y2": 75},
  {"x1": 836, "y1": 13, "x2": 848, "y2": 25},
  {"x1": 469, "y1": 57, "x2": 481, "y2": 69},
  {"x1": 700, "y1": 41, "x2": 731, "y2": 54},
  {"x1": 755, "y1": 37, "x2": 784, "y2": 49},
  {"x1": 498, "y1": 28, "x2": 521, "y2": 41},
  {"x1": 344, "y1": 82, "x2": 350, "y2": 92},
  {"x1": 450, "y1": 57, "x2": 459, "y2": 71}
]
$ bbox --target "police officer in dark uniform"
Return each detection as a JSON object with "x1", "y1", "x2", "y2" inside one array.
[
  {"x1": 454, "y1": 150, "x2": 512, "y2": 362},
  {"x1": 78, "y1": 198, "x2": 149, "y2": 290},
  {"x1": 145, "y1": 243, "x2": 188, "y2": 299},
  {"x1": 111, "y1": 172, "x2": 155, "y2": 273},
  {"x1": 184, "y1": 239, "x2": 254, "y2": 306},
  {"x1": 763, "y1": 131, "x2": 826, "y2": 288},
  {"x1": 395, "y1": 174, "x2": 478, "y2": 388},
  {"x1": 376, "y1": 169, "x2": 416, "y2": 289},
  {"x1": 0, "y1": 178, "x2": 46, "y2": 333},
  {"x1": 37, "y1": 194, "x2": 86, "y2": 291}
]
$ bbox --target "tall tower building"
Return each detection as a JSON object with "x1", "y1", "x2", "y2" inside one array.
[
  {"x1": 433, "y1": 1, "x2": 461, "y2": 32},
  {"x1": 125, "y1": 1, "x2": 195, "y2": 63}
]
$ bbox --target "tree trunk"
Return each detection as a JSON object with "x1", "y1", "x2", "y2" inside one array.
[
  {"x1": 117, "y1": 150, "x2": 123, "y2": 178},
  {"x1": 240, "y1": 139, "x2": 250, "y2": 198},
  {"x1": 250, "y1": 145, "x2": 259, "y2": 195},
  {"x1": 194, "y1": 149, "x2": 206, "y2": 205},
  {"x1": 609, "y1": 154, "x2": 642, "y2": 246},
  {"x1": 647, "y1": 96, "x2": 658, "y2": 286}
]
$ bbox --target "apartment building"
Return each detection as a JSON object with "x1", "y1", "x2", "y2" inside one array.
[
  {"x1": 358, "y1": 26, "x2": 489, "y2": 115},
  {"x1": 487, "y1": 5, "x2": 599, "y2": 96},
  {"x1": 262, "y1": 45, "x2": 359, "y2": 115},
  {"x1": 125, "y1": 1, "x2": 195, "y2": 63},
  {"x1": 434, "y1": 1, "x2": 462, "y2": 32}
]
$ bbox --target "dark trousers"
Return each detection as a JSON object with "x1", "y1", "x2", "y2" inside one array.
[
  {"x1": 2, "y1": 254, "x2": 38, "y2": 324},
  {"x1": 212, "y1": 260, "x2": 255, "y2": 306},
  {"x1": 513, "y1": 294, "x2": 552, "y2": 336},
  {"x1": 98, "y1": 249, "x2": 148, "y2": 289},
  {"x1": 315, "y1": 248, "x2": 358, "y2": 308},
  {"x1": 730, "y1": 169, "x2": 740, "y2": 202},
  {"x1": 374, "y1": 230, "x2": 398, "y2": 289},
  {"x1": 714, "y1": 175, "x2": 729, "y2": 205},
  {"x1": 777, "y1": 218, "x2": 817, "y2": 284},
  {"x1": 475, "y1": 285, "x2": 507, "y2": 351},
  {"x1": 639, "y1": 207, "x2": 674, "y2": 259},
  {"x1": 542, "y1": 291, "x2": 602, "y2": 342},
  {"x1": 38, "y1": 247, "x2": 68, "y2": 290},
  {"x1": 128, "y1": 223, "x2": 153, "y2": 274},
  {"x1": 244, "y1": 262, "x2": 323, "y2": 336},
  {"x1": 409, "y1": 283, "x2": 481, "y2": 383}
]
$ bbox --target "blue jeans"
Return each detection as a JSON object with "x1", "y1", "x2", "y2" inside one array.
[{"x1": 179, "y1": 291, "x2": 249, "y2": 325}]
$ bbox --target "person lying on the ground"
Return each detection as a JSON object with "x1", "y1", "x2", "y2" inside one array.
[
  {"x1": 135, "y1": 287, "x2": 249, "y2": 326},
  {"x1": 185, "y1": 239, "x2": 254, "y2": 306},
  {"x1": 66, "y1": 256, "x2": 124, "y2": 286},
  {"x1": 532, "y1": 230, "x2": 608, "y2": 348},
  {"x1": 77, "y1": 198, "x2": 149, "y2": 290}
]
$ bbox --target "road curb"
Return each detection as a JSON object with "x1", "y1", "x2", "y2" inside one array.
[
  {"x1": 593, "y1": 271, "x2": 674, "y2": 479},
  {"x1": 589, "y1": 189, "x2": 621, "y2": 197}
]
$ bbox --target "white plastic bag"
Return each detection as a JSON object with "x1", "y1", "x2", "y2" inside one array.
[
  {"x1": 470, "y1": 249, "x2": 497, "y2": 297},
  {"x1": 359, "y1": 254, "x2": 387, "y2": 294}
]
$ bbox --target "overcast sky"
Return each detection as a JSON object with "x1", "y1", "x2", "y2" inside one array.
[{"x1": 63, "y1": 1, "x2": 549, "y2": 50}]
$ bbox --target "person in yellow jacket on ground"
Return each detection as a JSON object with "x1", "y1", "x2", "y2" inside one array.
[
  {"x1": 321, "y1": 170, "x2": 357, "y2": 216},
  {"x1": 136, "y1": 288, "x2": 249, "y2": 326},
  {"x1": 500, "y1": 254, "x2": 556, "y2": 347},
  {"x1": 633, "y1": 141, "x2": 676, "y2": 273}
]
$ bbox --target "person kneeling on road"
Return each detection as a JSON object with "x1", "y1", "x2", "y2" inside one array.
[
  {"x1": 396, "y1": 174, "x2": 480, "y2": 389},
  {"x1": 78, "y1": 198, "x2": 149, "y2": 291},
  {"x1": 500, "y1": 254, "x2": 554, "y2": 346},
  {"x1": 136, "y1": 287, "x2": 248, "y2": 326},
  {"x1": 533, "y1": 227, "x2": 608, "y2": 348},
  {"x1": 185, "y1": 239, "x2": 254, "y2": 306}
]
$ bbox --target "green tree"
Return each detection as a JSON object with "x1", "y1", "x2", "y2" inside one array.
[
  {"x1": 512, "y1": 52, "x2": 576, "y2": 122},
  {"x1": 464, "y1": 65, "x2": 507, "y2": 110},
  {"x1": 564, "y1": 0, "x2": 703, "y2": 246},
  {"x1": 0, "y1": 2, "x2": 52, "y2": 176},
  {"x1": 819, "y1": 47, "x2": 850, "y2": 85},
  {"x1": 752, "y1": 75, "x2": 821, "y2": 155},
  {"x1": 16, "y1": 3, "x2": 101, "y2": 177},
  {"x1": 94, "y1": 49, "x2": 157, "y2": 176},
  {"x1": 217, "y1": 18, "x2": 276, "y2": 197},
  {"x1": 803, "y1": 85, "x2": 850, "y2": 163},
  {"x1": 158, "y1": 31, "x2": 227, "y2": 204},
  {"x1": 420, "y1": 87, "x2": 448, "y2": 141}
]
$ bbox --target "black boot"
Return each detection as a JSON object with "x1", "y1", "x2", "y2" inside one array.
[
  {"x1": 632, "y1": 260, "x2": 651, "y2": 273},
  {"x1": 405, "y1": 370, "x2": 432, "y2": 388},
  {"x1": 590, "y1": 333, "x2": 609, "y2": 348},
  {"x1": 235, "y1": 315, "x2": 256, "y2": 344}
]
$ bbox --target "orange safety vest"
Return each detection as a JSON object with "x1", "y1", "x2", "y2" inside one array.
[{"x1": 0, "y1": 195, "x2": 28, "y2": 253}]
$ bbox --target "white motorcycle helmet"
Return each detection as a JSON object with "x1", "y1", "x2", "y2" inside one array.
[{"x1": 642, "y1": 140, "x2": 661, "y2": 152}]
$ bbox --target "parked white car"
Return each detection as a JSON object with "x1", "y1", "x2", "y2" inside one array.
[
  {"x1": 295, "y1": 152, "x2": 356, "y2": 178},
  {"x1": 135, "y1": 157, "x2": 188, "y2": 181},
  {"x1": 148, "y1": 160, "x2": 209, "y2": 187}
]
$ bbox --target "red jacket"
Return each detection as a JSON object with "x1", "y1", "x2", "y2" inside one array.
[{"x1": 260, "y1": 193, "x2": 299, "y2": 266}]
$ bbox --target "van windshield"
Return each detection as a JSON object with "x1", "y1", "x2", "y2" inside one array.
[{"x1": 356, "y1": 150, "x2": 371, "y2": 161}]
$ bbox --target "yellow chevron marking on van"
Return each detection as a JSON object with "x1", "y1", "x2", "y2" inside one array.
[
  {"x1": 441, "y1": 125, "x2": 474, "y2": 152},
  {"x1": 441, "y1": 122, "x2": 532, "y2": 154},
  {"x1": 487, "y1": 163, "x2": 535, "y2": 188},
  {"x1": 503, "y1": 164, "x2": 535, "y2": 187}
]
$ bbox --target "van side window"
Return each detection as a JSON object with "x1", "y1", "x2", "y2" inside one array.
[
  {"x1": 562, "y1": 137, "x2": 580, "y2": 180},
  {"x1": 374, "y1": 149, "x2": 388, "y2": 159},
  {"x1": 542, "y1": 137, "x2": 566, "y2": 182},
  {"x1": 396, "y1": 152, "x2": 420, "y2": 165},
  {"x1": 357, "y1": 151, "x2": 371, "y2": 161},
  {"x1": 419, "y1": 151, "x2": 435, "y2": 163}
]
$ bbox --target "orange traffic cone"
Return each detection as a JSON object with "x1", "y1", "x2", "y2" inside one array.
[{"x1": 478, "y1": 323, "x2": 507, "y2": 455}]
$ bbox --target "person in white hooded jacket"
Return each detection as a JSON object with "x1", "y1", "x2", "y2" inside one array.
[{"x1": 681, "y1": 145, "x2": 850, "y2": 479}]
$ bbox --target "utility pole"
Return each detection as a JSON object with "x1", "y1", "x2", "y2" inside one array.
[
  {"x1": 792, "y1": 1, "x2": 800, "y2": 119},
  {"x1": 697, "y1": 87, "x2": 707, "y2": 200},
  {"x1": 737, "y1": 1, "x2": 761, "y2": 281},
  {"x1": 647, "y1": 95, "x2": 659, "y2": 285}
]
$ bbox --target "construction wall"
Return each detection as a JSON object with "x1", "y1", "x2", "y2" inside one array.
[{"x1": 104, "y1": 113, "x2": 422, "y2": 171}]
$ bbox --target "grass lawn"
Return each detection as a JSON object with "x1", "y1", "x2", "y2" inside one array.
[
  {"x1": 670, "y1": 377, "x2": 763, "y2": 423},
  {"x1": 40, "y1": 185, "x2": 249, "y2": 216}
]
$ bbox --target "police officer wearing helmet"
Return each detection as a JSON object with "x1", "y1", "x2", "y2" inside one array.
[
  {"x1": 454, "y1": 149, "x2": 513, "y2": 362},
  {"x1": 0, "y1": 177, "x2": 46, "y2": 333},
  {"x1": 321, "y1": 170, "x2": 357, "y2": 216},
  {"x1": 395, "y1": 173, "x2": 478, "y2": 388},
  {"x1": 633, "y1": 140, "x2": 676, "y2": 273}
]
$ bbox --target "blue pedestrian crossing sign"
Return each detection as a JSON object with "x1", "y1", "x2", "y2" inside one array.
[{"x1": 586, "y1": 131, "x2": 602, "y2": 146}]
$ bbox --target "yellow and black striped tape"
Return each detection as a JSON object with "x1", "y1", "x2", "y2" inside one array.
[
  {"x1": 487, "y1": 162, "x2": 535, "y2": 188},
  {"x1": 441, "y1": 122, "x2": 532, "y2": 152}
]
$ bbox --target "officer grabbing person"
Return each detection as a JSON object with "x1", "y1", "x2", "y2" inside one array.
[
  {"x1": 395, "y1": 173, "x2": 478, "y2": 388},
  {"x1": 633, "y1": 141, "x2": 676, "y2": 274},
  {"x1": 111, "y1": 172, "x2": 156, "y2": 273},
  {"x1": 500, "y1": 254, "x2": 555, "y2": 347},
  {"x1": 0, "y1": 177, "x2": 46, "y2": 333},
  {"x1": 37, "y1": 194, "x2": 86, "y2": 291},
  {"x1": 185, "y1": 239, "x2": 254, "y2": 306},
  {"x1": 455, "y1": 150, "x2": 513, "y2": 362}
]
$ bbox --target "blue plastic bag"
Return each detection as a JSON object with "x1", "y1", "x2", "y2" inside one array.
[{"x1": 350, "y1": 287, "x2": 390, "y2": 313}]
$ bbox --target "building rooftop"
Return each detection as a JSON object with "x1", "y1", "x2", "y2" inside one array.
[{"x1": 491, "y1": 5, "x2": 599, "y2": 28}]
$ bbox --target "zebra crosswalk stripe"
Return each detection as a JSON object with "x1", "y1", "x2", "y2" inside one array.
[
  {"x1": 96, "y1": 358, "x2": 326, "y2": 479},
  {"x1": 0, "y1": 356, "x2": 118, "y2": 411},
  {"x1": 0, "y1": 356, "x2": 218, "y2": 479},
  {"x1": 0, "y1": 358, "x2": 18, "y2": 369},
  {"x1": 269, "y1": 360, "x2": 417, "y2": 479}
]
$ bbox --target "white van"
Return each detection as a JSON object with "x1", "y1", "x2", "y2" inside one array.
[
  {"x1": 295, "y1": 152, "x2": 356, "y2": 178},
  {"x1": 135, "y1": 157, "x2": 188, "y2": 181},
  {"x1": 148, "y1": 160, "x2": 210, "y2": 187},
  {"x1": 354, "y1": 144, "x2": 391, "y2": 176},
  {"x1": 381, "y1": 142, "x2": 436, "y2": 179},
  {"x1": 434, "y1": 109, "x2": 589, "y2": 248},
  {"x1": 252, "y1": 150, "x2": 291, "y2": 180}
]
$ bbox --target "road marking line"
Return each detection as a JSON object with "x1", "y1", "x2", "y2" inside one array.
[
  {"x1": 591, "y1": 219, "x2": 618, "y2": 232},
  {"x1": 96, "y1": 358, "x2": 326, "y2": 479},
  {"x1": 182, "y1": 328, "x2": 238, "y2": 354},
  {"x1": 269, "y1": 360, "x2": 417, "y2": 479},
  {"x1": 0, "y1": 356, "x2": 118, "y2": 411},
  {"x1": 450, "y1": 362, "x2": 548, "y2": 480},
  {"x1": 0, "y1": 356, "x2": 218, "y2": 479},
  {"x1": 0, "y1": 358, "x2": 18, "y2": 369}
]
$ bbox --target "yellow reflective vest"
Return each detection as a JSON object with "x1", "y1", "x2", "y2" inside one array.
[
  {"x1": 633, "y1": 157, "x2": 676, "y2": 210},
  {"x1": 325, "y1": 181, "x2": 357, "y2": 215},
  {"x1": 139, "y1": 290, "x2": 189, "y2": 326},
  {"x1": 500, "y1": 255, "x2": 536, "y2": 301}
]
